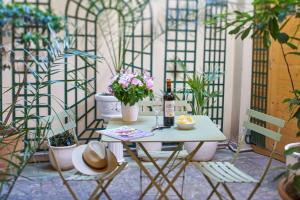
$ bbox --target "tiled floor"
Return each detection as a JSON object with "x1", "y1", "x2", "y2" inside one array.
[{"x1": 7, "y1": 149, "x2": 284, "y2": 200}]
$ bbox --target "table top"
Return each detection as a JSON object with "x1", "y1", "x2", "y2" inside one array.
[{"x1": 99, "y1": 115, "x2": 226, "y2": 142}]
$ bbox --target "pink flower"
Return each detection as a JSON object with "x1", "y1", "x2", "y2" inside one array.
[
  {"x1": 131, "y1": 78, "x2": 143, "y2": 86},
  {"x1": 146, "y1": 78, "x2": 154, "y2": 89}
]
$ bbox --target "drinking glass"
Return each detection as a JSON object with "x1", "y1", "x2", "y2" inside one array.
[{"x1": 152, "y1": 97, "x2": 162, "y2": 129}]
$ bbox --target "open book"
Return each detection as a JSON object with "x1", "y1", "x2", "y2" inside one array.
[{"x1": 100, "y1": 126, "x2": 153, "y2": 141}]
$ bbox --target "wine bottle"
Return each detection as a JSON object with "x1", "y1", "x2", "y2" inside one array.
[{"x1": 164, "y1": 79, "x2": 175, "y2": 126}]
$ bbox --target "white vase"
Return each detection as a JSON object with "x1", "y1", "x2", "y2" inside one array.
[
  {"x1": 108, "y1": 142, "x2": 124, "y2": 163},
  {"x1": 285, "y1": 142, "x2": 300, "y2": 175},
  {"x1": 48, "y1": 144, "x2": 77, "y2": 171},
  {"x1": 95, "y1": 93, "x2": 121, "y2": 119},
  {"x1": 121, "y1": 103, "x2": 139, "y2": 122},
  {"x1": 184, "y1": 142, "x2": 218, "y2": 161}
]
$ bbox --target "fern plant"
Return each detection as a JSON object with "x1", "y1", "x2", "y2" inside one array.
[{"x1": 0, "y1": 25, "x2": 102, "y2": 199}]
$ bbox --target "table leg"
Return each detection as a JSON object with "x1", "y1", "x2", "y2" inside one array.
[
  {"x1": 158, "y1": 142, "x2": 204, "y2": 200},
  {"x1": 122, "y1": 142, "x2": 168, "y2": 200},
  {"x1": 138, "y1": 142, "x2": 184, "y2": 200}
]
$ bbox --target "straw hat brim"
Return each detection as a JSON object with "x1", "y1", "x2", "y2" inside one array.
[{"x1": 72, "y1": 145, "x2": 118, "y2": 176}]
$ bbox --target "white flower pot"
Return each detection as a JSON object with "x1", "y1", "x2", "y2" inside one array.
[
  {"x1": 184, "y1": 142, "x2": 218, "y2": 161},
  {"x1": 285, "y1": 142, "x2": 300, "y2": 175},
  {"x1": 49, "y1": 144, "x2": 77, "y2": 171},
  {"x1": 138, "y1": 142, "x2": 162, "y2": 161},
  {"x1": 95, "y1": 93, "x2": 121, "y2": 118},
  {"x1": 121, "y1": 103, "x2": 139, "y2": 122},
  {"x1": 108, "y1": 142, "x2": 124, "y2": 163}
]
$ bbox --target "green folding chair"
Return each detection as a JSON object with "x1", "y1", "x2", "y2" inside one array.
[
  {"x1": 138, "y1": 100, "x2": 190, "y2": 197},
  {"x1": 193, "y1": 109, "x2": 285, "y2": 200},
  {"x1": 40, "y1": 110, "x2": 127, "y2": 200}
]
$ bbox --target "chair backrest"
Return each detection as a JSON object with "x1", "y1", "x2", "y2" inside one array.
[
  {"x1": 243, "y1": 109, "x2": 285, "y2": 142},
  {"x1": 139, "y1": 100, "x2": 189, "y2": 116},
  {"x1": 40, "y1": 110, "x2": 78, "y2": 144}
]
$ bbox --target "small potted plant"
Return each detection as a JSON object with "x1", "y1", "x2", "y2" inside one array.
[
  {"x1": 48, "y1": 131, "x2": 77, "y2": 171},
  {"x1": 109, "y1": 70, "x2": 154, "y2": 122}
]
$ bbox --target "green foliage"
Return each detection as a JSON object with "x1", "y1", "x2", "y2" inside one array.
[
  {"x1": 0, "y1": 3, "x2": 63, "y2": 47},
  {"x1": 109, "y1": 72, "x2": 154, "y2": 106},
  {"x1": 49, "y1": 131, "x2": 75, "y2": 147},
  {"x1": 178, "y1": 60, "x2": 220, "y2": 115},
  {"x1": 0, "y1": 25, "x2": 101, "y2": 199}
]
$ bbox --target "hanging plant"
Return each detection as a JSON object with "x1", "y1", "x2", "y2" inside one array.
[{"x1": 0, "y1": 3, "x2": 63, "y2": 47}]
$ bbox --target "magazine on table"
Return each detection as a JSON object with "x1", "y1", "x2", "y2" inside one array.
[{"x1": 100, "y1": 126, "x2": 153, "y2": 141}]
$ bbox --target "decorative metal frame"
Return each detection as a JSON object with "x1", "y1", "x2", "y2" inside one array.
[
  {"x1": 202, "y1": 0, "x2": 228, "y2": 131},
  {"x1": 11, "y1": 0, "x2": 51, "y2": 130},
  {"x1": 65, "y1": 0, "x2": 153, "y2": 141},
  {"x1": 250, "y1": 34, "x2": 269, "y2": 147}
]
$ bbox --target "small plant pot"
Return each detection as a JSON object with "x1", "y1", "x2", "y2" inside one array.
[
  {"x1": 121, "y1": 103, "x2": 139, "y2": 122},
  {"x1": 0, "y1": 134, "x2": 24, "y2": 171},
  {"x1": 278, "y1": 179, "x2": 300, "y2": 200},
  {"x1": 285, "y1": 142, "x2": 300, "y2": 175},
  {"x1": 95, "y1": 93, "x2": 121, "y2": 118},
  {"x1": 48, "y1": 144, "x2": 77, "y2": 171},
  {"x1": 184, "y1": 142, "x2": 218, "y2": 161}
]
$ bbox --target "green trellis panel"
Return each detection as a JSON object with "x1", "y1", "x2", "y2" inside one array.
[
  {"x1": 164, "y1": 0, "x2": 199, "y2": 100},
  {"x1": 65, "y1": 0, "x2": 153, "y2": 142},
  {"x1": 11, "y1": 0, "x2": 51, "y2": 130},
  {"x1": 203, "y1": 0, "x2": 228, "y2": 131},
  {"x1": 250, "y1": 34, "x2": 268, "y2": 147}
]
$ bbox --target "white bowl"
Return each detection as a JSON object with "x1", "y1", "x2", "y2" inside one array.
[{"x1": 176, "y1": 123, "x2": 195, "y2": 130}]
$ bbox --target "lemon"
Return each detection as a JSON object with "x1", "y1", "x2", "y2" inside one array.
[{"x1": 176, "y1": 115, "x2": 194, "y2": 124}]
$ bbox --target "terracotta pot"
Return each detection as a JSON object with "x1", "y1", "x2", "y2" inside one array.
[
  {"x1": 121, "y1": 103, "x2": 139, "y2": 122},
  {"x1": 0, "y1": 133, "x2": 24, "y2": 171},
  {"x1": 48, "y1": 144, "x2": 76, "y2": 171},
  {"x1": 278, "y1": 179, "x2": 299, "y2": 200}
]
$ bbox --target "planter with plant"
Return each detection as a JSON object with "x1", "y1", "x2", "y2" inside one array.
[
  {"x1": 48, "y1": 131, "x2": 76, "y2": 171},
  {"x1": 109, "y1": 70, "x2": 154, "y2": 122},
  {"x1": 212, "y1": 0, "x2": 300, "y2": 198},
  {"x1": 179, "y1": 61, "x2": 220, "y2": 161}
]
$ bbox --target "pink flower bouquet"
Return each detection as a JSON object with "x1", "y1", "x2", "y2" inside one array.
[{"x1": 108, "y1": 71, "x2": 154, "y2": 106}]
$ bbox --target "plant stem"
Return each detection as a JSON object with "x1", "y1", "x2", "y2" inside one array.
[{"x1": 280, "y1": 44, "x2": 297, "y2": 96}]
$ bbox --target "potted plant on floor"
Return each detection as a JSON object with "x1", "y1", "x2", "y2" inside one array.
[
  {"x1": 48, "y1": 131, "x2": 77, "y2": 171},
  {"x1": 109, "y1": 70, "x2": 154, "y2": 122},
  {"x1": 179, "y1": 61, "x2": 220, "y2": 161},
  {"x1": 212, "y1": 0, "x2": 300, "y2": 198}
]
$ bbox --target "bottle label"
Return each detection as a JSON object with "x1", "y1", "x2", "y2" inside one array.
[{"x1": 165, "y1": 101, "x2": 175, "y2": 117}]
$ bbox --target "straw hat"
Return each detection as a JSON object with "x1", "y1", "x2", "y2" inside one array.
[{"x1": 72, "y1": 141, "x2": 118, "y2": 175}]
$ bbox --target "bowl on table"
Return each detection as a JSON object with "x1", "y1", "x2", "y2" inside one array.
[{"x1": 176, "y1": 115, "x2": 195, "y2": 130}]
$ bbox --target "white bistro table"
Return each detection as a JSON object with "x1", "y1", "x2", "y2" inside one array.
[{"x1": 99, "y1": 115, "x2": 226, "y2": 200}]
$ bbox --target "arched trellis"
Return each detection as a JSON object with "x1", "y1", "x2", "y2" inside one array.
[{"x1": 65, "y1": 0, "x2": 153, "y2": 141}]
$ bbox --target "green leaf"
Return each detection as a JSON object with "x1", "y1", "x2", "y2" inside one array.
[
  {"x1": 241, "y1": 26, "x2": 252, "y2": 40},
  {"x1": 277, "y1": 32, "x2": 289, "y2": 44},
  {"x1": 287, "y1": 52, "x2": 300, "y2": 56},
  {"x1": 284, "y1": 146, "x2": 300, "y2": 155},
  {"x1": 229, "y1": 26, "x2": 241, "y2": 35},
  {"x1": 293, "y1": 176, "x2": 300, "y2": 192},
  {"x1": 286, "y1": 42, "x2": 298, "y2": 50}
]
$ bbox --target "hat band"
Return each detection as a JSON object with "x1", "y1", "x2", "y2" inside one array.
[{"x1": 82, "y1": 148, "x2": 108, "y2": 170}]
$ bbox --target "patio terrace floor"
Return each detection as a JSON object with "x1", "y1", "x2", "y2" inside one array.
[{"x1": 8, "y1": 149, "x2": 284, "y2": 200}]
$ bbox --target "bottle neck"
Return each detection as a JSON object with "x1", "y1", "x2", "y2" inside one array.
[{"x1": 166, "y1": 80, "x2": 172, "y2": 92}]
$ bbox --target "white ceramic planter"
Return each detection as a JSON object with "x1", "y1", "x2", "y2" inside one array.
[
  {"x1": 138, "y1": 142, "x2": 163, "y2": 161},
  {"x1": 49, "y1": 144, "x2": 77, "y2": 171},
  {"x1": 108, "y1": 142, "x2": 124, "y2": 163},
  {"x1": 95, "y1": 93, "x2": 121, "y2": 118},
  {"x1": 285, "y1": 142, "x2": 300, "y2": 175},
  {"x1": 121, "y1": 103, "x2": 139, "y2": 122},
  {"x1": 184, "y1": 142, "x2": 218, "y2": 161}
]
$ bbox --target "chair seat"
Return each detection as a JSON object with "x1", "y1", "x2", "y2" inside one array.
[
  {"x1": 194, "y1": 162, "x2": 258, "y2": 183},
  {"x1": 138, "y1": 150, "x2": 189, "y2": 160},
  {"x1": 65, "y1": 171, "x2": 107, "y2": 181}
]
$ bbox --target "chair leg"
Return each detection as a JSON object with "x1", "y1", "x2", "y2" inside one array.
[
  {"x1": 94, "y1": 179, "x2": 114, "y2": 200},
  {"x1": 207, "y1": 183, "x2": 220, "y2": 200},
  {"x1": 62, "y1": 180, "x2": 79, "y2": 200},
  {"x1": 222, "y1": 183, "x2": 235, "y2": 200},
  {"x1": 203, "y1": 176, "x2": 223, "y2": 200},
  {"x1": 246, "y1": 183, "x2": 261, "y2": 200}
]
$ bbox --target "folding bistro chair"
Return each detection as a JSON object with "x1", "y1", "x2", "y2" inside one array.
[
  {"x1": 40, "y1": 110, "x2": 127, "y2": 200},
  {"x1": 193, "y1": 109, "x2": 285, "y2": 200},
  {"x1": 138, "y1": 100, "x2": 190, "y2": 197}
]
